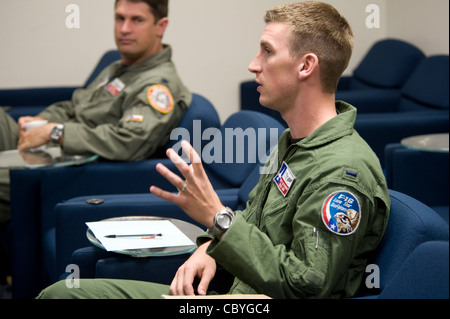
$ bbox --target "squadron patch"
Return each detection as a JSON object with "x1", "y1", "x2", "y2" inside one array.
[
  {"x1": 322, "y1": 191, "x2": 361, "y2": 236},
  {"x1": 147, "y1": 84, "x2": 174, "y2": 114}
]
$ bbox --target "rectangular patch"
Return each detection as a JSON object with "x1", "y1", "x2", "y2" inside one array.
[
  {"x1": 274, "y1": 162, "x2": 296, "y2": 197},
  {"x1": 342, "y1": 167, "x2": 359, "y2": 182},
  {"x1": 126, "y1": 115, "x2": 144, "y2": 123},
  {"x1": 105, "y1": 78, "x2": 125, "y2": 96}
]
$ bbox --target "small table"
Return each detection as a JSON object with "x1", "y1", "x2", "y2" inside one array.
[
  {"x1": 401, "y1": 133, "x2": 449, "y2": 153},
  {"x1": 0, "y1": 147, "x2": 99, "y2": 169},
  {"x1": 87, "y1": 216, "x2": 204, "y2": 257}
]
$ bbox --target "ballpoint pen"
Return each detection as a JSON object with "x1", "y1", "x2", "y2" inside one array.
[{"x1": 104, "y1": 233, "x2": 163, "y2": 239}]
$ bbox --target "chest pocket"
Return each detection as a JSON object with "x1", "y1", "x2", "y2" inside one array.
[
  {"x1": 259, "y1": 185, "x2": 294, "y2": 246},
  {"x1": 74, "y1": 87, "x2": 124, "y2": 126}
]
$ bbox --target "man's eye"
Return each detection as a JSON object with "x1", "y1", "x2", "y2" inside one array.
[{"x1": 264, "y1": 48, "x2": 272, "y2": 55}]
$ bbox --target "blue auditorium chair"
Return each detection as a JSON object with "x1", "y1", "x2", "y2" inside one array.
[
  {"x1": 8, "y1": 93, "x2": 221, "y2": 299},
  {"x1": 384, "y1": 143, "x2": 449, "y2": 223},
  {"x1": 239, "y1": 81, "x2": 286, "y2": 126},
  {"x1": 377, "y1": 241, "x2": 449, "y2": 299},
  {"x1": 1, "y1": 50, "x2": 121, "y2": 120},
  {"x1": 336, "y1": 38, "x2": 425, "y2": 113},
  {"x1": 354, "y1": 55, "x2": 449, "y2": 164},
  {"x1": 356, "y1": 190, "x2": 449, "y2": 299}
]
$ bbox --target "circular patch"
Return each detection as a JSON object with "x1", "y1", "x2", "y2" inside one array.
[
  {"x1": 321, "y1": 191, "x2": 361, "y2": 236},
  {"x1": 147, "y1": 84, "x2": 174, "y2": 114}
]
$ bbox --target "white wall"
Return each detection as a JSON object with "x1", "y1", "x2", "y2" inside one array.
[
  {"x1": 0, "y1": 0, "x2": 448, "y2": 122},
  {"x1": 386, "y1": 0, "x2": 449, "y2": 56}
]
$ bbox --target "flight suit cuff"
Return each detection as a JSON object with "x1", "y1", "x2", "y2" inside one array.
[
  {"x1": 61, "y1": 122, "x2": 89, "y2": 155},
  {"x1": 196, "y1": 232, "x2": 213, "y2": 247},
  {"x1": 206, "y1": 213, "x2": 246, "y2": 259}
]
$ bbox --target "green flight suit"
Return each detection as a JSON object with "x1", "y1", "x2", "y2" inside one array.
[
  {"x1": 37, "y1": 101, "x2": 390, "y2": 299},
  {"x1": 39, "y1": 44, "x2": 192, "y2": 161}
]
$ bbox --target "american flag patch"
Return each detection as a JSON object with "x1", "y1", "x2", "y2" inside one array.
[{"x1": 126, "y1": 115, "x2": 144, "y2": 123}]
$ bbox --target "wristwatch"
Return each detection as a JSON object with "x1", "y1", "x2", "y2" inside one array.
[
  {"x1": 208, "y1": 207, "x2": 235, "y2": 238},
  {"x1": 50, "y1": 124, "x2": 64, "y2": 143}
]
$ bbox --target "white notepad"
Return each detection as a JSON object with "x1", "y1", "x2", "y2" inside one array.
[{"x1": 86, "y1": 220, "x2": 195, "y2": 251}]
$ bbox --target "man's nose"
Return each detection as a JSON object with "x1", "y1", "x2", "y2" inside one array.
[
  {"x1": 120, "y1": 19, "x2": 132, "y2": 33},
  {"x1": 248, "y1": 55, "x2": 261, "y2": 74}
]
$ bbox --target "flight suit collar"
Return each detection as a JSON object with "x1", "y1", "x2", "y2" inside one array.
[
  {"x1": 111, "y1": 44, "x2": 173, "y2": 75},
  {"x1": 282, "y1": 101, "x2": 357, "y2": 151}
]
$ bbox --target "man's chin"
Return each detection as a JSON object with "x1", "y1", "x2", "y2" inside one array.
[{"x1": 259, "y1": 98, "x2": 274, "y2": 110}]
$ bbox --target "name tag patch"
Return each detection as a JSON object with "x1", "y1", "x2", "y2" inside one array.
[
  {"x1": 105, "y1": 78, "x2": 125, "y2": 96},
  {"x1": 322, "y1": 191, "x2": 361, "y2": 236},
  {"x1": 274, "y1": 162, "x2": 296, "y2": 197}
]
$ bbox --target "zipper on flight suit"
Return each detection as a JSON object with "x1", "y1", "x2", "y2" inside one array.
[{"x1": 313, "y1": 227, "x2": 319, "y2": 250}]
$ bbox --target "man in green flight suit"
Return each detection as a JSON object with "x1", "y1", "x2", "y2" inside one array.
[
  {"x1": 38, "y1": 1, "x2": 390, "y2": 299},
  {"x1": 0, "y1": 0, "x2": 191, "y2": 226}
]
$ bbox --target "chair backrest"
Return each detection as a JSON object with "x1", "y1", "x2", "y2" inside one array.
[
  {"x1": 83, "y1": 50, "x2": 121, "y2": 88},
  {"x1": 165, "y1": 93, "x2": 221, "y2": 150},
  {"x1": 240, "y1": 81, "x2": 287, "y2": 127},
  {"x1": 358, "y1": 190, "x2": 449, "y2": 297},
  {"x1": 378, "y1": 241, "x2": 449, "y2": 299},
  {"x1": 385, "y1": 143, "x2": 449, "y2": 208},
  {"x1": 205, "y1": 110, "x2": 285, "y2": 187},
  {"x1": 399, "y1": 55, "x2": 450, "y2": 111},
  {"x1": 352, "y1": 39, "x2": 425, "y2": 89}
]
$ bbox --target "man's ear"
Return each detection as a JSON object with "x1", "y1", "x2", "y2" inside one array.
[
  {"x1": 157, "y1": 17, "x2": 169, "y2": 37},
  {"x1": 298, "y1": 53, "x2": 319, "y2": 80}
]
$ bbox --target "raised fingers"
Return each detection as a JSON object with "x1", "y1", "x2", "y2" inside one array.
[
  {"x1": 180, "y1": 140, "x2": 207, "y2": 178},
  {"x1": 155, "y1": 163, "x2": 186, "y2": 192}
]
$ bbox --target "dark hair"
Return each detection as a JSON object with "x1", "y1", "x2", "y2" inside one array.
[{"x1": 115, "y1": 0, "x2": 169, "y2": 21}]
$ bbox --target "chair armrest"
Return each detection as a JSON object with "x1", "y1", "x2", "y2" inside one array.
[
  {"x1": 383, "y1": 143, "x2": 404, "y2": 187},
  {"x1": 69, "y1": 246, "x2": 116, "y2": 279},
  {"x1": 96, "y1": 253, "x2": 192, "y2": 285},
  {"x1": 355, "y1": 111, "x2": 449, "y2": 165},
  {"x1": 6, "y1": 106, "x2": 48, "y2": 120},
  {"x1": 0, "y1": 87, "x2": 77, "y2": 106}
]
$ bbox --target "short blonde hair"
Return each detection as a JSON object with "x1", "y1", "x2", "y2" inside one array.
[{"x1": 265, "y1": 1, "x2": 354, "y2": 93}]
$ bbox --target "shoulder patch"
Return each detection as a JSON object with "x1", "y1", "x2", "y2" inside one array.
[
  {"x1": 321, "y1": 191, "x2": 361, "y2": 236},
  {"x1": 147, "y1": 84, "x2": 174, "y2": 114}
]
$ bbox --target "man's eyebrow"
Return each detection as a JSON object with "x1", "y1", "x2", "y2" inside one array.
[{"x1": 115, "y1": 12, "x2": 145, "y2": 20}]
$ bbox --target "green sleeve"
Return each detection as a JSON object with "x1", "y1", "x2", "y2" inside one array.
[{"x1": 62, "y1": 85, "x2": 188, "y2": 161}]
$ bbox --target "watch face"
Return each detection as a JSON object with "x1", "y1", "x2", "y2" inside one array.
[{"x1": 217, "y1": 213, "x2": 233, "y2": 228}]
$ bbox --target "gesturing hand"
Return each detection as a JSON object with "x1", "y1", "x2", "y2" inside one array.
[{"x1": 150, "y1": 140, "x2": 225, "y2": 229}]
